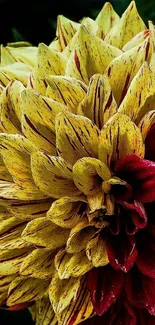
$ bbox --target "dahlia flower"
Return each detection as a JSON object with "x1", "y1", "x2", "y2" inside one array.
[{"x1": 0, "y1": 1, "x2": 155, "y2": 324}]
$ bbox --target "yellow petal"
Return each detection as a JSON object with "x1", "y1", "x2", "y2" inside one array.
[
  {"x1": 21, "y1": 89, "x2": 67, "y2": 154},
  {"x1": 7, "y1": 276, "x2": 50, "y2": 306},
  {"x1": 20, "y1": 248, "x2": 55, "y2": 279},
  {"x1": 138, "y1": 110, "x2": 155, "y2": 140},
  {"x1": 77, "y1": 73, "x2": 117, "y2": 128},
  {"x1": 31, "y1": 152, "x2": 80, "y2": 198},
  {"x1": 122, "y1": 29, "x2": 151, "y2": 51},
  {"x1": 0, "y1": 165, "x2": 12, "y2": 182},
  {"x1": 45, "y1": 75, "x2": 87, "y2": 113},
  {"x1": 118, "y1": 62, "x2": 155, "y2": 122},
  {"x1": 0, "y1": 182, "x2": 46, "y2": 200},
  {"x1": 49, "y1": 38, "x2": 62, "y2": 51},
  {"x1": 104, "y1": 1, "x2": 146, "y2": 48},
  {"x1": 66, "y1": 217, "x2": 96, "y2": 253},
  {"x1": 35, "y1": 297, "x2": 58, "y2": 325},
  {"x1": 56, "y1": 15, "x2": 80, "y2": 51},
  {"x1": 0, "y1": 248, "x2": 30, "y2": 275},
  {"x1": 38, "y1": 43, "x2": 67, "y2": 75},
  {"x1": 47, "y1": 197, "x2": 86, "y2": 228},
  {"x1": 0, "y1": 275, "x2": 16, "y2": 305},
  {"x1": 149, "y1": 21, "x2": 155, "y2": 50},
  {"x1": 0, "y1": 63, "x2": 31, "y2": 87},
  {"x1": 86, "y1": 235, "x2": 109, "y2": 267},
  {"x1": 55, "y1": 249, "x2": 93, "y2": 279},
  {"x1": 0, "y1": 217, "x2": 31, "y2": 249},
  {"x1": 81, "y1": 17, "x2": 98, "y2": 34},
  {"x1": 22, "y1": 218, "x2": 69, "y2": 249},
  {"x1": 0, "y1": 134, "x2": 36, "y2": 188},
  {"x1": 66, "y1": 25, "x2": 122, "y2": 84},
  {"x1": 56, "y1": 276, "x2": 93, "y2": 325},
  {"x1": 8, "y1": 200, "x2": 53, "y2": 220},
  {"x1": 0, "y1": 80, "x2": 24, "y2": 134},
  {"x1": 49, "y1": 273, "x2": 80, "y2": 313},
  {"x1": 96, "y1": 2, "x2": 120, "y2": 39},
  {"x1": 1, "y1": 45, "x2": 37, "y2": 67},
  {"x1": 73, "y1": 157, "x2": 111, "y2": 195},
  {"x1": 106, "y1": 39, "x2": 153, "y2": 106},
  {"x1": 56, "y1": 110, "x2": 100, "y2": 165},
  {"x1": 99, "y1": 113, "x2": 145, "y2": 168}
]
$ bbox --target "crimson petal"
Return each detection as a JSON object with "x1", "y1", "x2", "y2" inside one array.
[
  {"x1": 145, "y1": 123, "x2": 155, "y2": 162},
  {"x1": 87, "y1": 265, "x2": 124, "y2": 316},
  {"x1": 137, "y1": 309, "x2": 155, "y2": 325},
  {"x1": 115, "y1": 155, "x2": 155, "y2": 202},
  {"x1": 106, "y1": 234, "x2": 138, "y2": 272},
  {"x1": 118, "y1": 200, "x2": 147, "y2": 229},
  {"x1": 137, "y1": 234, "x2": 155, "y2": 278},
  {"x1": 125, "y1": 267, "x2": 155, "y2": 315}
]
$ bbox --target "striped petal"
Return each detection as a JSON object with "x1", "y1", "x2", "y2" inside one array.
[
  {"x1": 7, "y1": 276, "x2": 50, "y2": 306},
  {"x1": 8, "y1": 199, "x2": 53, "y2": 220},
  {"x1": 0, "y1": 80, "x2": 24, "y2": 134},
  {"x1": 104, "y1": 1, "x2": 146, "y2": 48},
  {"x1": 35, "y1": 297, "x2": 58, "y2": 325},
  {"x1": 47, "y1": 197, "x2": 86, "y2": 228},
  {"x1": 56, "y1": 277, "x2": 93, "y2": 325},
  {"x1": 0, "y1": 134, "x2": 36, "y2": 188},
  {"x1": 86, "y1": 235, "x2": 109, "y2": 267},
  {"x1": 0, "y1": 248, "x2": 30, "y2": 275},
  {"x1": 38, "y1": 43, "x2": 67, "y2": 76},
  {"x1": 49, "y1": 273, "x2": 80, "y2": 313},
  {"x1": 56, "y1": 15, "x2": 80, "y2": 51},
  {"x1": 46, "y1": 75, "x2": 87, "y2": 113},
  {"x1": 122, "y1": 29, "x2": 151, "y2": 51},
  {"x1": 0, "y1": 182, "x2": 45, "y2": 200},
  {"x1": 106, "y1": 39, "x2": 152, "y2": 106},
  {"x1": 77, "y1": 74, "x2": 117, "y2": 128},
  {"x1": 73, "y1": 157, "x2": 111, "y2": 195},
  {"x1": 118, "y1": 62, "x2": 155, "y2": 122},
  {"x1": 96, "y1": 2, "x2": 120, "y2": 39},
  {"x1": 21, "y1": 89, "x2": 67, "y2": 154},
  {"x1": 31, "y1": 152, "x2": 80, "y2": 198},
  {"x1": 0, "y1": 63, "x2": 31, "y2": 87},
  {"x1": 56, "y1": 110, "x2": 100, "y2": 165},
  {"x1": 1, "y1": 44, "x2": 37, "y2": 67},
  {"x1": 0, "y1": 275, "x2": 16, "y2": 306},
  {"x1": 139, "y1": 110, "x2": 155, "y2": 140},
  {"x1": 99, "y1": 113, "x2": 145, "y2": 168},
  {"x1": 20, "y1": 248, "x2": 56, "y2": 279},
  {"x1": 55, "y1": 249, "x2": 93, "y2": 279},
  {"x1": 22, "y1": 218, "x2": 69, "y2": 249},
  {"x1": 66, "y1": 26, "x2": 122, "y2": 84}
]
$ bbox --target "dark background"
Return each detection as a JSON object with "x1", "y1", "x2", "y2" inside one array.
[{"x1": 0, "y1": 0, "x2": 155, "y2": 323}]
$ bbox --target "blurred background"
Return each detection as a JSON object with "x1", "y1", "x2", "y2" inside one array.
[{"x1": 0, "y1": 0, "x2": 155, "y2": 323}]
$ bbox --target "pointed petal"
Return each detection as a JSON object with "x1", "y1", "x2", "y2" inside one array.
[
  {"x1": 55, "y1": 249, "x2": 93, "y2": 279},
  {"x1": 56, "y1": 277, "x2": 93, "y2": 325},
  {"x1": 20, "y1": 248, "x2": 55, "y2": 279},
  {"x1": 56, "y1": 15, "x2": 80, "y2": 51},
  {"x1": 122, "y1": 29, "x2": 151, "y2": 51},
  {"x1": 118, "y1": 62, "x2": 155, "y2": 122},
  {"x1": 0, "y1": 248, "x2": 30, "y2": 275},
  {"x1": 104, "y1": 1, "x2": 146, "y2": 48},
  {"x1": 77, "y1": 74, "x2": 117, "y2": 128},
  {"x1": 56, "y1": 110, "x2": 100, "y2": 165},
  {"x1": 49, "y1": 273, "x2": 80, "y2": 313},
  {"x1": 35, "y1": 297, "x2": 58, "y2": 325},
  {"x1": 87, "y1": 265, "x2": 124, "y2": 315},
  {"x1": 96, "y1": 2, "x2": 120, "y2": 39},
  {"x1": 66, "y1": 26, "x2": 122, "y2": 84},
  {"x1": 21, "y1": 89, "x2": 67, "y2": 154},
  {"x1": 1, "y1": 45, "x2": 37, "y2": 67},
  {"x1": 99, "y1": 113, "x2": 145, "y2": 168},
  {"x1": 86, "y1": 235, "x2": 109, "y2": 267},
  {"x1": 8, "y1": 200, "x2": 53, "y2": 220},
  {"x1": 106, "y1": 234, "x2": 138, "y2": 272},
  {"x1": 139, "y1": 110, "x2": 155, "y2": 140},
  {"x1": 106, "y1": 39, "x2": 152, "y2": 105},
  {"x1": 0, "y1": 182, "x2": 46, "y2": 200},
  {"x1": 73, "y1": 157, "x2": 111, "y2": 195},
  {"x1": 38, "y1": 43, "x2": 67, "y2": 75},
  {"x1": 0, "y1": 63, "x2": 31, "y2": 87},
  {"x1": 46, "y1": 75, "x2": 87, "y2": 113},
  {"x1": 7, "y1": 276, "x2": 50, "y2": 306},
  {"x1": 31, "y1": 152, "x2": 80, "y2": 198},
  {"x1": 47, "y1": 197, "x2": 86, "y2": 228},
  {"x1": 22, "y1": 218, "x2": 69, "y2": 249},
  {"x1": 0, "y1": 133, "x2": 36, "y2": 188}
]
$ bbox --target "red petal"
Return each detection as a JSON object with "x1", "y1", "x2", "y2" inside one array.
[
  {"x1": 145, "y1": 202, "x2": 155, "y2": 236},
  {"x1": 106, "y1": 234, "x2": 138, "y2": 272},
  {"x1": 118, "y1": 201, "x2": 147, "y2": 229},
  {"x1": 5, "y1": 302, "x2": 33, "y2": 311},
  {"x1": 137, "y1": 234, "x2": 155, "y2": 278},
  {"x1": 125, "y1": 267, "x2": 155, "y2": 315},
  {"x1": 145, "y1": 123, "x2": 155, "y2": 162},
  {"x1": 115, "y1": 155, "x2": 155, "y2": 202},
  {"x1": 87, "y1": 265, "x2": 124, "y2": 316}
]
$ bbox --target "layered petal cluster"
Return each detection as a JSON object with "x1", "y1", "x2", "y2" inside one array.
[{"x1": 0, "y1": 1, "x2": 155, "y2": 325}]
